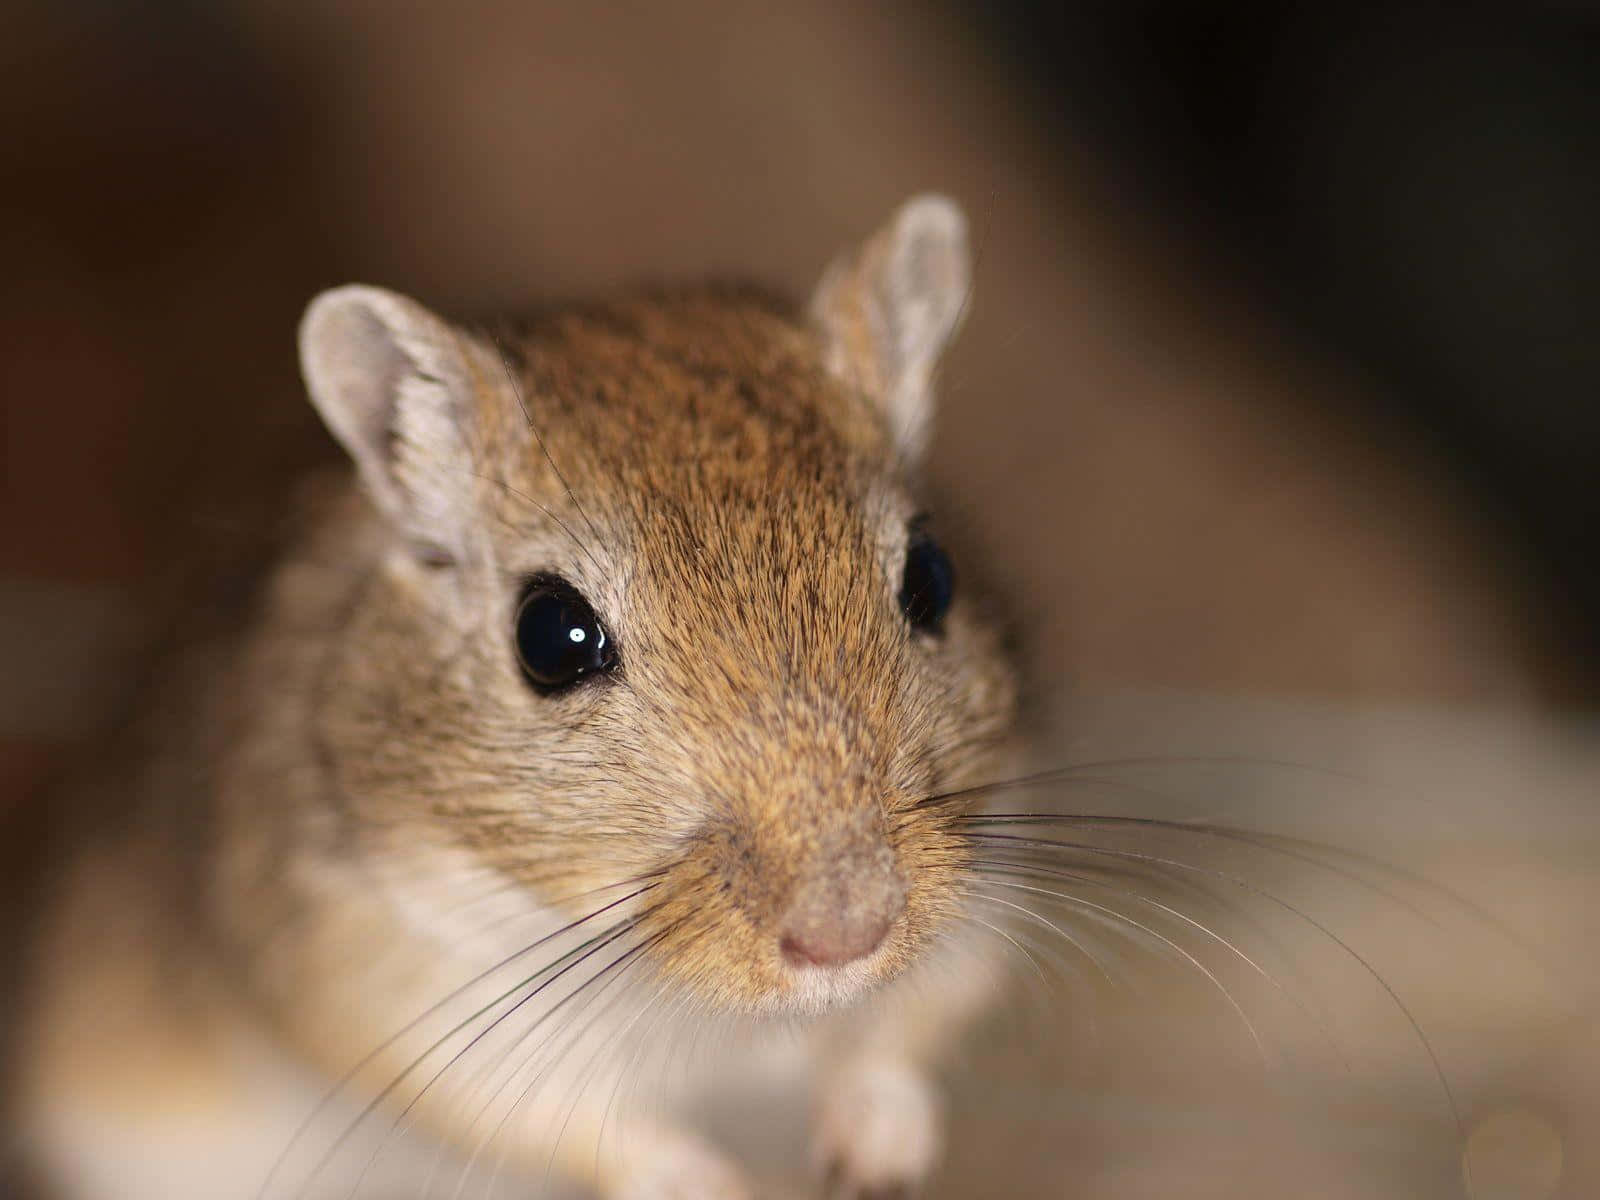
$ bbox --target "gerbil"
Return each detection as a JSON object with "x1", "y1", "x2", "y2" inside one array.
[{"x1": 13, "y1": 195, "x2": 1025, "y2": 1198}]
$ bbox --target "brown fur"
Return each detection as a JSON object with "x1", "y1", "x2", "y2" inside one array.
[{"x1": 16, "y1": 197, "x2": 1019, "y2": 1199}]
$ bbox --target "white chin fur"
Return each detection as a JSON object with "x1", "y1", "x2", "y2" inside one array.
[{"x1": 772, "y1": 954, "x2": 888, "y2": 1017}]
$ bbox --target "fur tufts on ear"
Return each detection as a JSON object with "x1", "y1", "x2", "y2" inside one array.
[
  {"x1": 298, "y1": 286, "x2": 479, "y2": 562},
  {"x1": 810, "y1": 194, "x2": 971, "y2": 461}
]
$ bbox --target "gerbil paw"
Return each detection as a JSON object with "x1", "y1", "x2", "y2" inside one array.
[
  {"x1": 608, "y1": 1128, "x2": 754, "y2": 1200},
  {"x1": 813, "y1": 1059, "x2": 941, "y2": 1200}
]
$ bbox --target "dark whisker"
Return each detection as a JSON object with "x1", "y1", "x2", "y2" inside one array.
[
  {"x1": 423, "y1": 936, "x2": 653, "y2": 1198},
  {"x1": 924, "y1": 764, "x2": 1547, "y2": 953},
  {"x1": 521, "y1": 926, "x2": 696, "y2": 1200},
  {"x1": 958, "y1": 806, "x2": 1442, "y2": 930},
  {"x1": 305, "y1": 913, "x2": 654, "y2": 1199},
  {"x1": 471, "y1": 470, "x2": 605, "y2": 578},
  {"x1": 918, "y1": 765, "x2": 1446, "y2": 924},
  {"x1": 965, "y1": 805, "x2": 1564, "y2": 1006},
  {"x1": 260, "y1": 875, "x2": 660, "y2": 1200},
  {"x1": 451, "y1": 923, "x2": 675, "y2": 1199},
  {"x1": 911, "y1": 755, "x2": 1393, "y2": 812},
  {"x1": 490, "y1": 334, "x2": 609, "y2": 562},
  {"x1": 343, "y1": 905, "x2": 667, "y2": 1199}
]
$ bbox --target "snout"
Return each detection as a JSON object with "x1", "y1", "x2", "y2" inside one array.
[{"x1": 778, "y1": 844, "x2": 905, "y2": 969}]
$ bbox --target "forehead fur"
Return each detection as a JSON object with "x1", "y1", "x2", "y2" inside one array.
[
  {"x1": 484, "y1": 289, "x2": 914, "y2": 738},
  {"x1": 494, "y1": 291, "x2": 891, "y2": 483}
]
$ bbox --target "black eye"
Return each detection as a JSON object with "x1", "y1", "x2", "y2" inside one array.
[
  {"x1": 899, "y1": 526, "x2": 954, "y2": 633},
  {"x1": 513, "y1": 577, "x2": 617, "y2": 692}
]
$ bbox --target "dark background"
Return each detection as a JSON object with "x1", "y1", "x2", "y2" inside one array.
[
  {"x1": 4, "y1": 1, "x2": 1596, "y2": 808},
  {"x1": 972, "y1": 2, "x2": 1600, "y2": 676}
]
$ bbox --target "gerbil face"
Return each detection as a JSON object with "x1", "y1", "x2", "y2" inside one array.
[{"x1": 298, "y1": 197, "x2": 1017, "y2": 1016}]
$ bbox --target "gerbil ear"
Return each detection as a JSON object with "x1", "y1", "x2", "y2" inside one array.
[
  {"x1": 810, "y1": 193, "x2": 970, "y2": 460},
  {"x1": 298, "y1": 285, "x2": 480, "y2": 562}
]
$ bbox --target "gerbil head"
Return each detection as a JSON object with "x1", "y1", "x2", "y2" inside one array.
[{"x1": 296, "y1": 195, "x2": 1017, "y2": 1017}]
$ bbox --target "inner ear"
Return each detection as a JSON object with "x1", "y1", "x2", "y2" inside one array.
[
  {"x1": 810, "y1": 194, "x2": 971, "y2": 461},
  {"x1": 298, "y1": 285, "x2": 480, "y2": 562}
]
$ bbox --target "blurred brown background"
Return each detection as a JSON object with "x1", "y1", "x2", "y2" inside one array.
[{"x1": 2, "y1": 1, "x2": 1596, "y2": 1197}]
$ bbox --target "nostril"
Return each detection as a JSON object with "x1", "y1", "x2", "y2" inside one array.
[{"x1": 778, "y1": 888, "x2": 901, "y2": 968}]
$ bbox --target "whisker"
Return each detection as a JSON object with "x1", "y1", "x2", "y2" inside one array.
[
  {"x1": 455, "y1": 925, "x2": 672, "y2": 1200},
  {"x1": 956, "y1": 885, "x2": 1119, "y2": 993},
  {"x1": 954, "y1": 890, "x2": 1112, "y2": 1044},
  {"x1": 967, "y1": 864, "x2": 1268, "y2": 1067},
  {"x1": 345, "y1": 905, "x2": 668, "y2": 1198},
  {"x1": 964, "y1": 831, "x2": 1466, "y2": 1143},
  {"x1": 970, "y1": 863, "x2": 1349, "y2": 1072},
  {"x1": 470, "y1": 471, "x2": 604, "y2": 579},
  {"x1": 490, "y1": 335, "x2": 608, "y2": 565},
  {"x1": 950, "y1": 900, "x2": 1051, "y2": 992},
  {"x1": 912, "y1": 755, "x2": 1392, "y2": 813},
  {"x1": 261, "y1": 876, "x2": 660, "y2": 1200},
  {"x1": 522, "y1": 931, "x2": 688, "y2": 1200},
  {"x1": 959, "y1": 807, "x2": 1443, "y2": 931},
  {"x1": 925, "y1": 764, "x2": 1542, "y2": 957},
  {"x1": 613, "y1": 970, "x2": 706, "y2": 1183},
  {"x1": 960, "y1": 801, "x2": 1566, "y2": 1013},
  {"x1": 418, "y1": 934, "x2": 652, "y2": 1197},
  {"x1": 589, "y1": 963, "x2": 689, "y2": 1194}
]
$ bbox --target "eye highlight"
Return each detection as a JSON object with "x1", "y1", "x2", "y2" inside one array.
[
  {"x1": 513, "y1": 577, "x2": 617, "y2": 692},
  {"x1": 899, "y1": 525, "x2": 954, "y2": 634}
]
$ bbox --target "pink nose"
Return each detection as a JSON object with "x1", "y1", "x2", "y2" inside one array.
[{"x1": 778, "y1": 872, "x2": 904, "y2": 968}]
